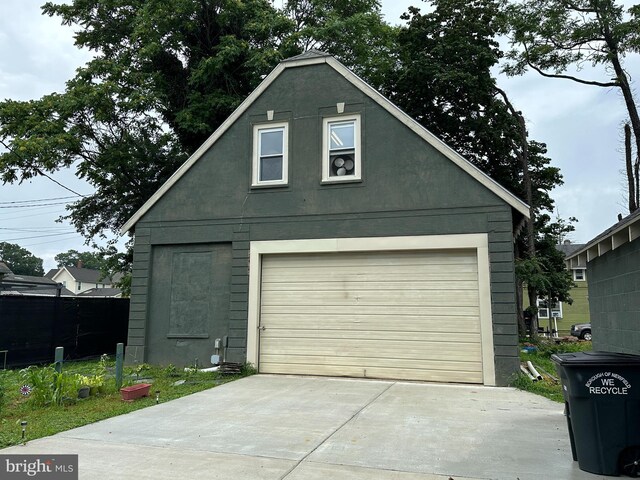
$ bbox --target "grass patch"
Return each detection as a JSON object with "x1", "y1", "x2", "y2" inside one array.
[
  {"x1": 512, "y1": 339, "x2": 593, "y2": 403},
  {"x1": 0, "y1": 358, "x2": 254, "y2": 448}
]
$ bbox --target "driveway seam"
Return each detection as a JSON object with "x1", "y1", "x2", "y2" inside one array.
[
  {"x1": 278, "y1": 381, "x2": 396, "y2": 480},
  {"x1": 46, "y1": 435, "x2": 300, "y2": 463}
]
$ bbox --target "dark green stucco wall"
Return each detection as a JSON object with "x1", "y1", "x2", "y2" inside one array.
[
  {"x1": 588, "y1": 238, "x2": 640, "y2": 355},
  {"x1": 126, "y1": 62, "x2": 521, "y2": 385}
]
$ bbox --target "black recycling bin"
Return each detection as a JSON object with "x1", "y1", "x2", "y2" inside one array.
[{"x1": 552, "y1": 351, "x2": 640, "y2": 476}]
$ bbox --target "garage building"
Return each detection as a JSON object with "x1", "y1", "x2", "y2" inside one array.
[{"x1": 121, "y1": 51, "x2": 529, "y2": 386}]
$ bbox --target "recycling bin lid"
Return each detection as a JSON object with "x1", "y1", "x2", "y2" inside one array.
[{"x1": 551, "y1": 351, "x2": 640, "y2": 366}]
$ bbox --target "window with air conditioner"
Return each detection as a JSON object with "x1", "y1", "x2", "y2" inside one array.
[{"x1": 322, "y1": 115, "x2": 361, "y2": 182}]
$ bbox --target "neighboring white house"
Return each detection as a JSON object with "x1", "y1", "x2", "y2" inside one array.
[{"x1": 45, "y1": 266, "x2": 121, "y2": 296}]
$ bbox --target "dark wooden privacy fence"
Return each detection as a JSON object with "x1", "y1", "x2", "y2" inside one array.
[{"x1": 0, "y1": 295, "x2": 129, "y2": 367}]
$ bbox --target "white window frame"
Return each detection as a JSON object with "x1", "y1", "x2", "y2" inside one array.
[
  {"x1": 536, "y1": 297, "x2": 563, "y2": 319},
  {"x1": 322, "y1": 114, "x2": 361, "y2": 183},
  {"x1": 252, "y1": 122, "x2": 288, "y2": 186},
  {"x1": 573, "y1": 268, "x2": 586, "y2": 281}
]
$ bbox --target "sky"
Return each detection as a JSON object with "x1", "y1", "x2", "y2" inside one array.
[{"x1": 0, "y1": 0, "x2": 637, "y2": 271}]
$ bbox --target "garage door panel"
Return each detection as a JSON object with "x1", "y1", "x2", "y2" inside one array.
[
  {"x1": 260, "y1": 354, "x2": 483, "y2": 372},
  {"x1": 260, "y1": 314, "x2": 481, "y2": 332},
  {"x1": 262, "y1": 280, "x2": 479, "y2": 292},
  {"x1": 262, "y1": 264, "x2": 478, "y2": 279},
  {"x1": 262, "y1": 328, "x2": 480, "y2": 343},
  {"x1": 258, "y1": 249, "x2": 484, "y2": 384},
  {"x1": 262, "y1": 290, "x2": 480, "y2": 307},
  {"x1": 260, "y1": 363, "x2": 483, "y2": 383},
  {"x1": 260, "y1": 338, "x2": 481, "y2": 361},
  {"x1": 261, "y1": 305, "x2": 480, "y2": 317},
  {"x1": 262, "y1": 272, "x2": 479, "y2": 283},
  {"x1": 262, "y1": 251, "x2": 477, "y2": 267}
]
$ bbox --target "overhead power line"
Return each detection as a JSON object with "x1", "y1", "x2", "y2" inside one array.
[
  {"x1": 0, "y1": 231, "x2": 79, "y2": 242},
  {"x1": 0, "y1": 139, "x2": 88, "y2": 197},
  {"x1": 21, "y1": 234, "x2": 83, "y2": 248},
  {"x1": 0, "y1": 226, "x2": 72, "y2": 232},
  {"x1": 0, "y1": 195, "x2": 79, "y2": 205},
  {"x1": 0, "y1": 201, "x2": 71, "y2": 209},
  {"x1": 0, "y1": 208, "x2": 67, "y2": 221}
]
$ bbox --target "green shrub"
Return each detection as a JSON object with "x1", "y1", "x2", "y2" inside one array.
[
  {"x1": 20, "y1": 365, "x2": 77, "y2": 406},
  {"x1": 535, "y1": 340, "x2": 592, "y2": 357},
  {"x1": 240, "y1": 363, "x2": 257, "y2": 377}
]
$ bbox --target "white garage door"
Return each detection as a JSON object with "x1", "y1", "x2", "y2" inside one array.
[{"x1": 258, "y1": 249, "x2": 483, "y2": 383}]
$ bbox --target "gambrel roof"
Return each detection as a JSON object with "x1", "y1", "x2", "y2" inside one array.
[{"x1": 121, "y1": 51, "x2": 529, "y2": 233}]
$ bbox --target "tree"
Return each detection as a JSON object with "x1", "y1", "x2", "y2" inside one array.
[
  {"x1": 388, "y1": 0, "x2": 521, "y2": 183},
  {"x1": 54, "y1": 249, "x2": 106, "y2": 271},
  {"x1": 0, "y1": 242, "x2": 44, "y2": 276},
  {"x1": 282, "y1": 0, "x2": 396, "y2": 89},
  {"x1": 0, "y1": 0, "x2": 392, "y2": 250},
  {"x1": 43, "y1": 0, "x2": 297, "y2": 154},
  {"x1": 625, "y1": 123, "x2": 639, "y2": 212},
  {"x1": 385, "y1": 0, "x2": 571, "y2": 335},
  {"x1": 505, "y1": 0, "x2": 640, "y2": 213},
  {"x1": 0, "y1": 0, "x2": 296, "y2": 241}
]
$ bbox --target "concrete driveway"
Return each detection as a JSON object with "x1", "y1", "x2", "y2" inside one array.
[{"x1": 2, "y1": 375, "x2": 607, "y2": 479}]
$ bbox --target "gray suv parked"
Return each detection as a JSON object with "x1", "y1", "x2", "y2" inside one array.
[{"x1": 570, "y1": 323, "x2": 592, "y2": 341}]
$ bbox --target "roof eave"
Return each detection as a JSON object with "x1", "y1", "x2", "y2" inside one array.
[{"x1": 565, "y1": 212, "x2": 640, "y2": 267}]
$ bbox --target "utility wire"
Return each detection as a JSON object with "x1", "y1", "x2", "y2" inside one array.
[
  {"x1": 0, "y1": 201, "x2": 70, "y2": 208},
  {"x1": 21, "y1": 234, "x2": 83, "y2": 247},
  {"x1": 0, "y1": 139, "x2": 88, "y2": 197},
  {"x1": 0, "y1": 209, "x2": 67, "y2": 221},
  {"x1": 0, "y1": 227, "x2": 72, "y2": 232},
  {"x1": 0, "y1": 195, "x2": 79, "y2": 205},
  {"x1": 0, "y1": 231, "x2": 80, "y2": 242}
]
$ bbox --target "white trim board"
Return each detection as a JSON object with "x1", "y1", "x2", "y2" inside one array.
[
  {"x1": 120, "y1": 55, "x2": 529, "y2": 233},
  {"x1": 246, "y1": 234, "x2": 497, "y2": 386}
]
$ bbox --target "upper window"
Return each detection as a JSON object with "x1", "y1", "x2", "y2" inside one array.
[
  {"x1": 573, "y1": 268, "x2": 586, "y2": 281},
  {"x1": 322, "y1": 115, "x2": 361, "y2": 182},
  {"x1": 252, "y1": 123, "x2": 288, "y2": 186}
]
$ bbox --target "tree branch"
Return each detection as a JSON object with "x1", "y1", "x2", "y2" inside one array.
[{"x1": 526, "y1": 59, "x2": 619, "y2": 87}]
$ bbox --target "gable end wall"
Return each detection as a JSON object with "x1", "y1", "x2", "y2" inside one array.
[{"x1": 125, "y1": 62, "x2": 520, "y2": 384}]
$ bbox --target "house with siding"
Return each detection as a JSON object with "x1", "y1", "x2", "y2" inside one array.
[
  {"x1": 525, "y1": 241, "x2": 590, "y2": 336},
  {"x1": 556, "y1": 241, "x2": 590, "y2": 334},
  {"x1": 566, "y1": 210, "x2": 640, "y2": 354},
  {"x1": 46, "y1": 266, "x2": 120, "y2": 296},
  {"x1": 120, "y1": 51, "x2": 530, "y2": 386}
]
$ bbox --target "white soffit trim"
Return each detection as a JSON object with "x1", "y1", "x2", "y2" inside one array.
[
  {"x1": 566, "y1": 212, "x2": 640, "y2": 263},
  {"x1": 121, "y1": 55, "x2": 528, "y2": 233}
]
